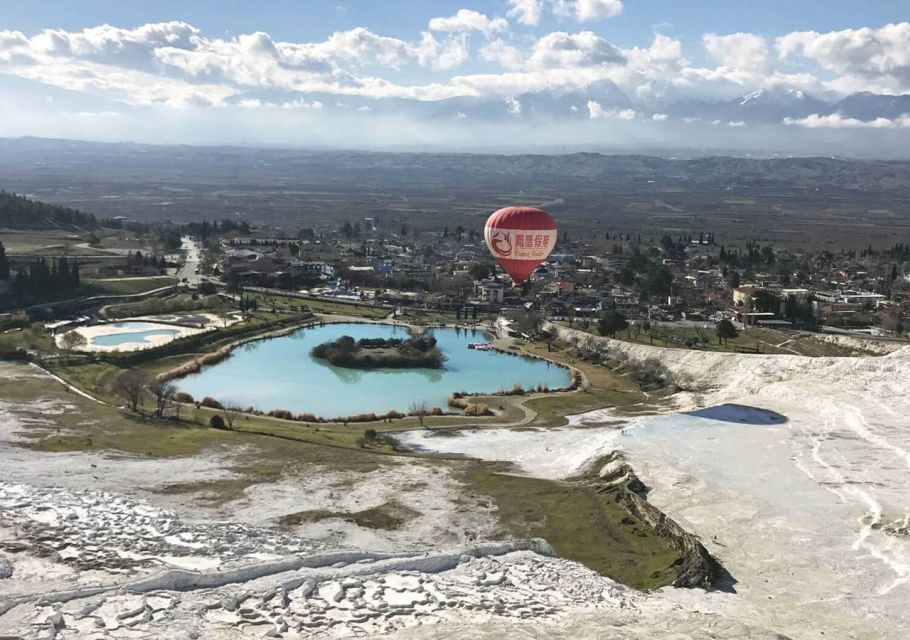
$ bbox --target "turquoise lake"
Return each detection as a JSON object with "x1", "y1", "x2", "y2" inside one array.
[{"x1": 174, "y1": 323, "x2": 571, "y2": 418}]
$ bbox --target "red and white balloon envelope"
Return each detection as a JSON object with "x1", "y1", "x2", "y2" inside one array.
[{"x1": 484, "y1": 206, "x2": 557, "y2": 286}]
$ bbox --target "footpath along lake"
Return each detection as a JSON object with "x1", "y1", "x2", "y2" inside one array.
[{"x1": 174, "y1": 323, "x2": 571, "y2": 418}]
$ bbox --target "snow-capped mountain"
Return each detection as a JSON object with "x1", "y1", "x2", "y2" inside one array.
[
  {"x1": 3, "y1": 71, "x2": 907, "y2": 128},
  {"x1": 662, "y1": 88, "x2": 831, "y2": 124},
  {"x1": 830, "y1": 92, "x2": 910, "y2": 120}
]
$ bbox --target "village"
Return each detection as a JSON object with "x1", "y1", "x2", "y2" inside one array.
[{"x1": 210, "y1": 219, "x2": 910, "y2": 350}]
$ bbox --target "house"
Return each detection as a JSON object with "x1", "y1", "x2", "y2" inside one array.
[
  {"x1": 605, "y1": 255, "x2": 630, "y2": 270},
  {"x1": 840, "y1": 290, "x2": 885, "y2": 307},
  {"x1": 477, "y1": 280, "x2": 504, "y2": 304},
  {"x1": 289, "y1": 261, "x2": 334, "y2": 279},
  {"x1": 781, "y1": 288, "x2": 811, "y2": 301},
  {"x1": 733, "y1": 286, "x2": 766, "y2": 306}
]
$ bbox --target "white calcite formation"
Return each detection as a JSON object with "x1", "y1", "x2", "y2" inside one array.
[
  {"x1": 0, "y1": 482, "x2": 640, "y2": 640},
  {"x1": 0, "y1": 483, "x2": 322, "y2": 576}
]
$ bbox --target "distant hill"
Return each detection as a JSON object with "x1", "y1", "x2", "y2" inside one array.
[
  {"x1": 0, "y1": 190, "x2": 98, "y2": 230},
  {"x1": 1, "y1": 138, "x2": 909, "y2": 249}
]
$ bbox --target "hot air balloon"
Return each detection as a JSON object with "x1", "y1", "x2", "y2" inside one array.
[{"x1": 484, "y1": 206, "x2": 557, "y2": 285}]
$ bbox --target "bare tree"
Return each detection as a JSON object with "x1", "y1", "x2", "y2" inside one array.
[
  {"x1": 113, "y1": 371, "x2": 149, "y2": 413},
  {"x1": 409, "y1": 400, "x2": 429, "y2": 427},
  {"x1": 222, "y1": 403, "x2": 242, "y2": 429},
  {"x1": 147, "y1": 377, "x2": 177, "y2": 418},
  {"x1": 59, "y1": 331, "x2": 87, "y2": 351}
]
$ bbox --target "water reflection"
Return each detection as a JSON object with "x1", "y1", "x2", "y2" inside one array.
[{"x1": 315, "y1": 358, "x2": 446, "y2": 384}]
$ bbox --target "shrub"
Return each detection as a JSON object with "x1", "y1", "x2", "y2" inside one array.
[
  {"x1": 200, "y1": 396, "x2": 223, "y2": 410},
  {"x1": 209, "y1": 414, "x2": 227, "y2": 429},
  {"x1": 336, "y1": 413, "x2": 379, "y2": 423},
  {"x1": 296, "y1": 412, "x2": 319, "y2": 423},
  {"x1": 464, "y1": 402, "x2": 493, "y2": 416},
  {"x1": 0, "y1": 347, "x2": 30, "y2": 362},
  {"x1": 364, "y1": 428, "x2": 377, "y2": 440},
  {"x1": 430, "y1": 407, "x2": 444, "y2": 416},
  {"x1": 268, "y1": 409, "x2": 294, "y2": 420},
  {"x1": 384, "y1": 410, "x2": 405, "y2": 420},
  {"x1": 624, "y1": 357, "x2": 671, "y2": 390},
  {"x1": 174, "y1": 391, "x2": 194, "y2": 403}
]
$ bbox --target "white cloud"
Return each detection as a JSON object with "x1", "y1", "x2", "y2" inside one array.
[
  {"x1": 587, "y1": 101, "x2": 635, "y2": 119},
  {"x1": 506, "y1": 97, "x2": 522, "y2": 114},
  {"x1": 507, "y1": 0, "x2": 543, "y2": 27},
  {"x1": 651, "y1": 112, "x2": 668, "y2": 121},
  {"x1": 314, "y1": 28, "x2": 425, "y2": 68},
  {"x1": 0, "y1": 30, "x2": 29, "y2": 50},
  {"x1": 575, "y1": 0, "x2": 624, "y2": 22},
  {"x1": 703, "y1": 32, "x2": 769, "y2": 73},
  {"x1": 783, "y1": 113, "x2": 910, "y2": 129},
  {"x1": 428, "y1": 10, "x2": 508, "y2": 37},
  {"x1": 480, "y1": 39, "x2": 523, "y2": 70},
  {"x1": 528, "y1": 31, "x2": 625, "y2": 69},
  {"x1": 727, "y1": 120, "x2": 746, "y2": 127},
  {"x1": 777, "y1": 22, "x2": 910, "y2": 93},
  {"x1": 433, "y1": 35, "x2": 470, "y2": 70},
  {"x1": 554, "y1": 0, "x2": 623, "y2": 23},
  {"x1": 1, "y1": 16, "x2": 908, "y2": 125}
]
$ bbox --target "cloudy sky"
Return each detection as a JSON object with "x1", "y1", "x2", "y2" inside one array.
[{"x1": 1, "y1": 0, "x2": 909, "y2": 152}]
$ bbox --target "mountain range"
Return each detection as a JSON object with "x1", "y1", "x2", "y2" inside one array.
[
  {"x1": 2, "y1": 73, "x2": 908, "y2": 126},
  {"x1": 230, "y1": 83, "x2": 910, "y2": 125}
]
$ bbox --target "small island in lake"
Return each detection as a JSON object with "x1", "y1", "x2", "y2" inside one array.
[{"x1": 311, "y1": 331, "x2": 447, "y2": 369}]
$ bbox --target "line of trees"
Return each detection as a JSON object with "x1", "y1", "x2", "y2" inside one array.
[
  {"x1": 0, "y1": 191, "x2": 98, "y2": 229},
  {"x1": 125, "y1": 250, "x2": 167, "y2": 272},
  {"x1": 184, "y1": 218, "x2": 250, "y2": 239},
  {"x1": 0, "y1": 241, "x2": 8, "y2": 280},
  {"x1": 113, "y1": 371, "x2": 177, "y2": 418},
  {"x1": 13, "y1": 256, "x2": 81, "y2": 296}
]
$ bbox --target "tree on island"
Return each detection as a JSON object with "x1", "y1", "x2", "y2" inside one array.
[
  {"x1": 716, "y1": 319, "x2": 738, "y2": 346},
  {"x1": 312, "y1": 333, "x2": 446, "y2": 369},
  {"x1": 598, "y1": 310, "x2": 629, "y2": 338},
  {"x1": 409, "y1": 401, "x2": 429, "y2": 428}
]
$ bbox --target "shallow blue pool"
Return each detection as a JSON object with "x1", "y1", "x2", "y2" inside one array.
[{"x1": 91, "y1": 322, "x2": 180, "y2": 347}]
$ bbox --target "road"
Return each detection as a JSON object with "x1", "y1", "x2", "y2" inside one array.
[{"x1": 177, "y1": 236, "x2": 202, "y2": 284}]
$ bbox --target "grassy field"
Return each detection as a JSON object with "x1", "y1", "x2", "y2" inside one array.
[
  {"x1": 462, "y1": 463, "x2": 680, "y2": 589},
  {"x1": 247, "y1": 291, "x2": 389, "y2": 319},
  {"x1": 84, "y1": 276, "x2": 178, "y2": 296},
  {"x1": 563, "y1": 321, "x2": 879, "y2": 358},
  {"x1": 0, "y1": 323, "x2": 57, "y2": 352},
  {"x1": 564, "y1": 321, "x2": 793, "y2": 354},
  {"x1": 516, "y1": 339, "x2": 645, "y2": 425},
  {"x1": 0, "y1": 229, "x2": 152, "y2": 256}
]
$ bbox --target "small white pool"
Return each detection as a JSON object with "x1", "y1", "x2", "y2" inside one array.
[{"x1": 91, "y1": 323, "x2": 181, "y2": 347}]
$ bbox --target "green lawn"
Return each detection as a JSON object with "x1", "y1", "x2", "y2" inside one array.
[
  {"x1": 0, "y1": 323, "x2": 57, "y2": 352},
  {"x1": 462, "y1": 462, "x2": 681, "y2": 590},
  {"x1": 564, "y1": 321, "x2": 788, "y2": 354},
  {"x1": 248, "y1": 291, "x2": 389, "y2": 319},
  {"x1": 85, "y1": 276, "x2": 178, "y2": 296}
]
